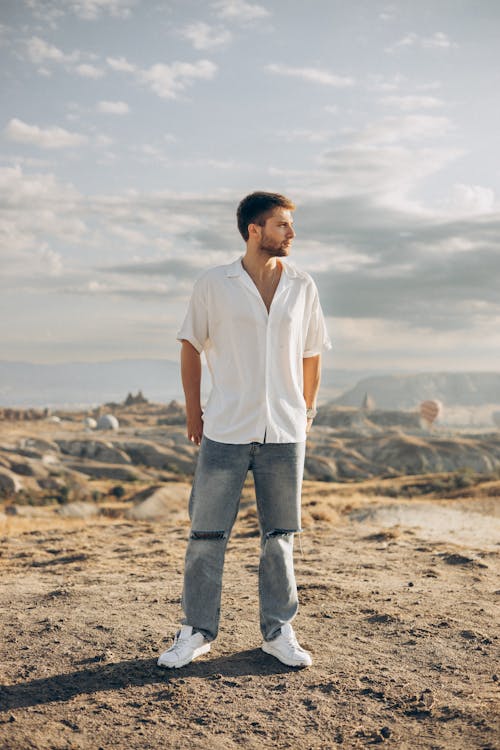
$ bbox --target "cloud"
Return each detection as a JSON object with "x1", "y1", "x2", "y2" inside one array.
[
  {"x1": 25, "y1": 36, "x2": 79, "y2": 65},
  {"x1": 98, "y1": 100, "x2": 130, "y2": 114},
  {"x1": 26, "y1": 0, "x2": 137, "y2": 22},
  {"x1": 213, "y1": 0, "x2": 270, "y2": 23},
  {"x1": 0, "y1": 165, "x2": 84, "y2": 281},
  {"x1": 106, "y1": 55, "x2": 137, "y2": 73},
  {"x1": 69, "y1": 0, "x2": 137, "y2": 19},
  {"x1": 381, "y1": 95, "x2": 444, "y2": 111},
  {"x1": 181, "y1": 22, "x2": 232, "y2": 50},
  {"x1": 319, "y1": 144, "x2": 459, "y2": 211},
  {"x1": 139, "y1": 60, "x2": 217, "y2": 99},
  {"x1": 38, "y1": 244, "x2": 63, "y2": 276},
  {"x1": 24, "y1": 35, "x2": 105, "y2": 79},
  {"x1": 100, "y1": 258, "x2": 202, "y2": 279},
  {"x1": 280, "y1": 114, "x2": 460, "y2": 213},
  {"x1": 2, "y1": 163, "x2": 499, "y2": 354},
  {"x1": 75, "y1": 62, "x2": 104, "y2": 78},
  {"x1": 141, "y1": 60, "x2": 217, "y2": 99},
  {"x1": 266, "y1": 63, "x2": 354, "y2": 87},
  {"x1": 107, "y1": 54, "x2": 217, "y2": 99},
  {"x1": 356, "y1": 114, "x2": 451, "y2": 145},
  {"x1": 441, "y1": 184, "x2": 496, "y2": 215},
  {"x1": 274, "y1": 129, "x2": 334, "y2": 143},
  {"x1": 295, "y1": 195, "x2": 500, "y2": 333},
  {"x1": 5, "y1": 118, "x2": 88, "y2": 149},
  {"x1": 387, "y1": 31, "x2": 457, "y2": 53}
]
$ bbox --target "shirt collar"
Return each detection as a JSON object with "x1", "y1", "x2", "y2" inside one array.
[{"x1": 225, "y1": 256, "x2": 299, "y2": 279}]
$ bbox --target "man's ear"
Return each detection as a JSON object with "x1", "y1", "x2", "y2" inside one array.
[{"x1": 248, "y1": 222, "x2": 261, "y2": 239}]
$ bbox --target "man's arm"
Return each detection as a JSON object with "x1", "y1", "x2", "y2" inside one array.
[
  {"x1": 180, "y1": 339, "x2": 204, "y2": 445},
  {"x1": 303, "y1": 354, "x2": 321, "y2": 434}
]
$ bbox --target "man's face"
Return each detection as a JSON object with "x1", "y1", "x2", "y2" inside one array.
[{"x1": 257, "y1": 208, "x2": 295, "y2": 257}]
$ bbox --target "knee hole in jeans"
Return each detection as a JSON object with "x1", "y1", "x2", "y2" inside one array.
[
  {"x1": 264, "y1": 528, "x2": 298, "y2": 539},
  {"x1": 190, "y1": 530, "x2": 227, "y2": 540}
]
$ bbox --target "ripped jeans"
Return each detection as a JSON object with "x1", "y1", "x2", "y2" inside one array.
[{"x1": 181, "y1": 436, "x2": 306, "y2": 642}]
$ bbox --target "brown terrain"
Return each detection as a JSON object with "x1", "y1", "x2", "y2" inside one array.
[{"x1": 0, "y1": 399, "x2": 499, "y2": 750}]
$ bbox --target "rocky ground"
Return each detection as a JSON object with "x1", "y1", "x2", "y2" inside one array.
[
  {"x1": 1, "y1": 403, "x2": 500, "y2": 505},
  {"x1": 0, "y1": 405, "x2": 499, "y2": 749}
]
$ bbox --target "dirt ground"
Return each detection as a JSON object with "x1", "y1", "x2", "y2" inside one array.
[{"x1": 0, "y1": 486, "x2": 499, "y2": 750}]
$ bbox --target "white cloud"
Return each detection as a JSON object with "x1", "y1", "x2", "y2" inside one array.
[
  {"x1": 381, "y1": 95, "x2": 444, "y2": 110},
  {"x1": 109, "y1": 225, "x2": 148, "y2": 244},
  {"x1": 0, "y1": 165, "x2": 85, "y2": 271},
  {"x1": 106, "y1": 55, "x2": 137, "y2": 73},
  {"x1": 387, "y1": 31, "x2": 457, "y2": 53},
  {"x1": 5, "y1": 118, "x2": 88, "y2": 149},
  {"x1": 107, "y1": 57, "x2": 217, "y2": 99},
  {"x1": 107, "y1": 55, "x2": 217, "y2": 99},
  {"x1": 67, "y1": 0, "x2": 137, "y2": 20},
  {"x1": 213, "y1": 0, "x2": 270, "y2": 23},
  {"x1": 369, "y1": 77, "x2": 403, "y2": 93},
  {"x1": 357, "y1": 114, "x2": 451, "y2": 145},
  {"x1": 38, "y1": 244, "x2": 63, "y2": 276},
  {"x1": 181, "y1": 22, "x2": 232, "y2": 50},
  {"x1": 25, "y1": 36, "x2": 79, "y2": 65},
  {"x1": 379, "y1": 10, "x2": 396, "y2": 22},
  {"x1": 24, "y1": 36, "x2": 106, "y2": 79},
  {"x1": 417, "y1": 81, "x2": 442, "y2": 91},
  {"x1": 139, "y1": 59, "x2": 217, "y2": 99},
  {"x1": 321, "y1": 143, "x2": 459, "y2": 205},
  {"x1": 422, "y1": 31, "x2": 457, "y2": 49},
  {"x1": 180, "y1": 158, "x2": 238, "y2": 169},
  {"x1": 0, "y1": 23, "x2": 12, "y2": 44},
  {"x1": 98, "y1": 100, "x2": 130, "y2": 114},
  {"x1": 303, "y1": 114, "x2": 461, "y2": 211},
  {"x1": 95, "y1": 134, "x2": 114, "y2": 147},
  {"x1": 266, "y1": 63, "x2": 354, "y2": 87},
  {"x1": 25, "y1": 0, "x2": 136, "y2": 23},
  {"x1": 275, "y1": 129, "x2": 334, "y2": 143},
  {"x1": 75, "y1": 63, "x2": 104, "y2": 78},
  {"x1": 442, "y1": 184, "x2": 496, "y2": 215}
]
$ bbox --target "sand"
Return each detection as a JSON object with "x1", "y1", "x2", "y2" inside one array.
[{"x1": 0, "y1": 484, "x2": 499, "y2": 750}]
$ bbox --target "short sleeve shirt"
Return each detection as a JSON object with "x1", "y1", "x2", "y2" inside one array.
[{"x1": 177, "y1": 256, "x2": 332, "y2": 444}]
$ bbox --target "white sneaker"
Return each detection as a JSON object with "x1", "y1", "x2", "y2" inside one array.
[
  {"x1": 157, "y1": 625, "x2": 211, "y2": 669},
  {"x1": 261, "y1": 623, "x2": 312, "y2": 667}
]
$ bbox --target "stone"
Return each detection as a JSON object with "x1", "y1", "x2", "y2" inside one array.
[
  {"x1": 96, "y1": 414, "x2": 119, "y2": 431},
  {"x1": 55, "y1": 440, "x2": 131, "y2": 464},
  {"x1": 58, "y1": 502, "x2": 100, "y2": 519},
  {"x1": 0, "y1": 469, "x2": 23, "y2": 497},
  {"x1": 126, "y1": 484, "x2": 191, "y2": 520},
  {"x1": 64, "y1": 462, "x2": 144, "y2": 481}
]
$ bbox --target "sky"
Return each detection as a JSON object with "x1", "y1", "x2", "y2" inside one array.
[{"x1": 1, "y1": 0, "x2": 499, "y2": 373}]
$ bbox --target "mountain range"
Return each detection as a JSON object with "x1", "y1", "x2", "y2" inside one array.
[{"x1": 0, "y1": 360, "x2": 499, "y2": 412}]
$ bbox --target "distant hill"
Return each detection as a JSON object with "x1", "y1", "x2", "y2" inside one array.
[
  {"x1": 334, "y1": 372, "x2": 500, "y2": 410},
  {"x1": 0, "y1": 359, "x2": 386, "y2": 409},
  {"x1": 0, "y1": 359, "x2": 184, "y2": 408},
  {"x1": 4, "y1": 360, "x2": 496, "y2": 413}
]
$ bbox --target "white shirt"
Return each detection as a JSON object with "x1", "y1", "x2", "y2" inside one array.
[{"x1": 177, "y1": 256, "x2": 332, "y2": 444}]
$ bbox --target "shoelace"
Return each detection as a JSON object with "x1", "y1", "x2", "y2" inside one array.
[
  {"x1": 282, "y1": 629, "x2": 300, "y2": 649},
  {"x1": 168, "y1": 629, "x2": 184, "y2": 650}
]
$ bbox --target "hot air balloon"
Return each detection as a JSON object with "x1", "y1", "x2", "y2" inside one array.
[{"x1": 419, "y1": 399, "x2": 443, "y2": 427}]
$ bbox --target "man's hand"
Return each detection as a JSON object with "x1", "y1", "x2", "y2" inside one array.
[
  {"x1": 303, "y1": 354, "x2": 321, "y2": 438},
  {"x1": 187, "y1": 410, "x2": 203, "y2": 445},
  {"x1": 180, "y1": 340, "x2": 203, "y2": 446}
]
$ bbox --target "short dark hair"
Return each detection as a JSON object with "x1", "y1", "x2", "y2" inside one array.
[{"x1": 237, "y1": 191, "x2": 295, "y2": 241}]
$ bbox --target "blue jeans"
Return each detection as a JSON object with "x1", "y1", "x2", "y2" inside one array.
[{"x1": 181, "y1": 436, "x2": 306, "y2": 642}]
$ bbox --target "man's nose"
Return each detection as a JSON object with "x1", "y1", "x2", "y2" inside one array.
[{"x1": 287, "y1": 226, "x2": 295, "y2": 238}]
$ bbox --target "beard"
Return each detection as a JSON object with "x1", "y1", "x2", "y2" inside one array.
[{"x1": 258, "y1": 230, "x2": 291, "y2": 257}]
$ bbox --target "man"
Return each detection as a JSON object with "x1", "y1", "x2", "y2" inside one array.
[{"x1": 157, "y1": 191, "x2": 331, "y2": 670}]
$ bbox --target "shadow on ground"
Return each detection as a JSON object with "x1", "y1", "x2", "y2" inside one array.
[{"x1": 0, "y1": 649, "x2": 295, "y2": 711}]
